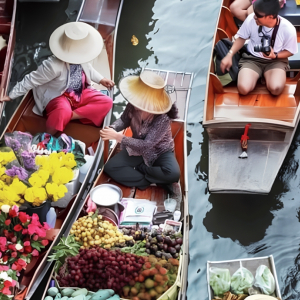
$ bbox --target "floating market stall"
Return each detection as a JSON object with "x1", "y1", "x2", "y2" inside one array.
[
  {"x1": 41, "y1": 69, "x2": 193, "y2": 300},
  {"x1": 0, "y1": 0, "x2": 124, "y2": 298}
]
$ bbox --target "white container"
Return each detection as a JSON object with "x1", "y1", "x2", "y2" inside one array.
[
  {"x1": 79, "y1": 155, "x2": 94, "y2": 183},
  {"x1": 164, "y1": 198, "x2": 177, "y2": 212},
  {"x1": 46, "y1": 207, "x2": 57, "y2": 228}
]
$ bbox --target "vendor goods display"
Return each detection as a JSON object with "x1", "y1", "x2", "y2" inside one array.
[
  {"x1": 48, "y1": 205, "x2": 182, "y2": 300},
  {"x1": 0, "y1": 205, "x2": 50, "y2": 299},
  {"x1": 207, "y1": 256, "x2": 282, "y2": 300}
]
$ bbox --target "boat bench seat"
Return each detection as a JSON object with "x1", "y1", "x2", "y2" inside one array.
[
  {"x1": 215, "y1": 92, "x2": 297, "y2": 107},
  {"x1": 214, "y1": 105, "x2": 296, "y2": 122},
  {"x1": 17, "y1": 98, "x2": 101, "y2": 148}
]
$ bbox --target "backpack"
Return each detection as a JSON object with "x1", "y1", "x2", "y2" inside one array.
[{"x1": 214, "y1": 38, "x2": 241, "y2": 86}]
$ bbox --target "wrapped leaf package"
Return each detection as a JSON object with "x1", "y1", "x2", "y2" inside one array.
[
  {"x1": 209, "y1": 267, "x2": 231, "y2": 296},
  {"x1": 231, "y1": 267, "x2": 254, "y2": 294},
  {"x1": 254, "y1": 265, "x2": 275, "y2": 295}
]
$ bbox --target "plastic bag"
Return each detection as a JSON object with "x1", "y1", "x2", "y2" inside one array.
[
  {"x1": 209, "y1": 267, "x2": 231, "y2": 297},
  {"x1": 254, "y1": 265, "x2": 275, "y2": 295},
  {"x1": 4, "y1": 131, "x2": 36, "y2": 170},
  {"x1": 231, "y1": 267, "x2": 254, "y2": 294}
]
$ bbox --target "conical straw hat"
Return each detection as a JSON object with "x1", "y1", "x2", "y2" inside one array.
[
  {"x1": 119, "y1": 71, "x2": 172, "y2": 114},
  {"x1": 49, "y1": 22, "x2": 103, "y2": 64}
]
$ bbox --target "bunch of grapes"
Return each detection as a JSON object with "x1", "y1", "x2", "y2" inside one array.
[{"x1": 56, "y1": 247, "x2": 145, "y2": 294}]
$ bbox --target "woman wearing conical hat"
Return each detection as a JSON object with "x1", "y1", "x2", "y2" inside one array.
[
  {"x1": 0, "y1": 22, "x2": 114, "y2": 135},
  {"x1": 100, "y1": 71, "x2": 181, "y2": 203}
]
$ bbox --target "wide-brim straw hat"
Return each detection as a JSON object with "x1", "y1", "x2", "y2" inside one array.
[
  {"x1": 245, "y1": 295, "x2": 278, "y2": 300},
  {"x1": 119, "y1": 71, "x2": 172, "y2": 114},
  {"x1": 49, "y1": 22, "x2": 103, "y2": 64}
]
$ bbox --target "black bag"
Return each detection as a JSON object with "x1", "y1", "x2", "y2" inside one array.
[
  {"x1": 214, "y1": 38, "x2": 241, "y2": 85},
  {"x1": 153, "y1": 210, "x2": 174, "y2": 225}
]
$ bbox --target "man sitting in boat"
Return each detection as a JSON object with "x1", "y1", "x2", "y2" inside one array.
[
  {"x1": 100, "y1": 71, "x2": 181, "y2": 204},
  {"x1": 0, "y1": 22, "x2": 114, "y2": 135},
  {"x1": 221, "y1": 0, "x2": 297, "y2": 96}
]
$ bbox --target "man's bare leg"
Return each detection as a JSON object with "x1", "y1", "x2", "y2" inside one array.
[
  {"x1": 264, "y1": 68, "x2": 286, "y2": 96},
  {"x1": 230, "y1": 0, "x2": 252, "y2": 21},
  {"x1": 46, "y1": 127, "x2": 58, "y2": 136},
  {"x1": 237, "y1": 68, "x2": 260, "y2": 95},
  {"x1": 71, "y1": 111, "x2": 81, "y2": 120}
]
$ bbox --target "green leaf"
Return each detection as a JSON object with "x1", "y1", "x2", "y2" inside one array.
[{"x1": 91, "y1": 209, "x2": 98, "y2": 220}]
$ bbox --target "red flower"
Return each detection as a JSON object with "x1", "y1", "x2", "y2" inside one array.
[
  {"x1": 32, "y1": 234, "x2": 38, "y2": 241},
  {"x1": 22, "y1": 229, "x2": 28, "y2": 235},
  {"x1": 8, "y1": 244, "x2": 16, "y2": 251},
  {"x1": 2, "y1": 255, "x2": 9, "y2": 262},
  {"x1": 18, "y1": 212, "x2": 29, "y2": 223},
  {"x1": 11, "y1": 236, "x2": 17, "y2": 243},
  {"x1": 41, "y1": 240, "x2": 49, "y2": 246},
  {"x1": 14, "y1": 224, "x2": 23, "y2": 232},
  {"x1": 0, "y1": 237, "x2": 7, "y2": 251},
  {"x1": 9, "y1": 206, "x2": 18, "y2": 218},
  {"x1": 24, "y1": 241, "x2": 30, "y2": 246},
  {"x1": 4, "y1": 219, "x2": 11, "y2": 226},
  {"x1": 11, "y1": 258, "x2": 27, "y2": 271},
  {"x1": 32, "y1": 249, "x2": 39, "y2": 256},
  {"x1": 11, "y1": 251, "x2": 17, "y2": 258},
  {"x1": 3, "y1": 230, "x2": 9, "y2": 237},
  {"x1": 24, "y1": 246, "x2": 32, "y2": 253}
]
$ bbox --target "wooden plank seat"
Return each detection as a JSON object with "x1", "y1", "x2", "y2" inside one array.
[
  {"x1": 214, "y1": 105, "x2": 296, "y2": 121},
  {"x1": 15, "y1": 96, "x2": 101, "y2": 148},
  {"x1": 215, "y1": 92, "x2": 297, "y2": 107}
]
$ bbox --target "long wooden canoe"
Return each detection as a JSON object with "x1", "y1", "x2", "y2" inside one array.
[
  {"x1": 0, "y1": 0, "x2": 124, "y2": 298},
  {"x1": 203, "y1": 1, "x2": 300, "y2": 194},
  {"x1": 41, "y1": 69, "x2": 193, "y2": 300}
]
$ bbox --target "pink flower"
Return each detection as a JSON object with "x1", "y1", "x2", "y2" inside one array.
[
  {"x1": 14, "y1": 224, "x2": 23, "y2": 232},
  {"x1": 43, "y1": 222, "x2": 50, "y2": 230},
  {"x1": 32, "y1": 249, "x2": 39, "y2": 256},
  {"x1": 22, "y1": 229, "x2": 28, "y2": 235},
  {"x1": 24, "y1": 241, "x2": 30, "y2": 246},
  {"x1": 0, "y1": 265, "x2": 9, "y2": 271},
  {"x1": 4, "y1": 219, "x2": 11, "y2": 226},
  {"x1": 0, "y1": 237, "x2": 7, "y2": 252},
  {"x1": 31, "y1": 214, "x2": 41, "y2": 226},
  {"x1": 32, "y1": 235, "x2": 39, "y2": 241},
  {"x1": 41, "y1": 240, "x2": 49, "y2": 246},
  {"x1": 11, "y1": 251, "x2": 17, "y2": 258}
]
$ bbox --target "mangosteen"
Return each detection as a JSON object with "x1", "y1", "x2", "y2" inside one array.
[
  {"x1": 157, "y1": 235, "x2": 164, "y2": 243},
  {"x1": 155, "y1": 251, "x2": 163, "y2": 258}
]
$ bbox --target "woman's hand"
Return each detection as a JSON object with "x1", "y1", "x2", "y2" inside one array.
[
  {"x1": 100, "y1": 78, "x2": 115, "y2": 89},
  {"x1": 0, "y1": 89, "x2": 11, "y2": 102},
  {"x1": 100, "y1": 126, "x2": 123, "y2": 143}
]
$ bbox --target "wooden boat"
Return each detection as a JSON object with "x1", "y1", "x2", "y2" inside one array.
[
  {"x1": 0, "y1": 0, "x2": 124, "y2": 298},
  {"x1": 41, "y1": 68, "x2": 193, "y2": 300},
  {"x1": 207, "y1": 255, "x2": 282, "y2": 299},
  {"x1": 203, "y1": 1, "x2": 300, "y2": 194}
]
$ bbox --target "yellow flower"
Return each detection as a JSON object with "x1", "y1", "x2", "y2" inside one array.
[
  {"x1": 62, "y1": 153, "x2": 77, "y2": 169},
  {"x1": 0, "y1": 175, "x2": 13, "y2": 185},
  {"x1": 10, "y1": 178, "x2": 27, "y2": 195},
  {"x1": 0, "y1": 180, "x2": 5, "y2": 190},
  {"x1": 0, "y1": 186, "x2": 20, "y2": 205},
  {"x1": 46, "y1": 183, "x2": 68, "y2": 201},
  {"x1": 0, "y1": 166, "x2": 5, "y2": 177},
  {"x1": 35, "y1": 155, "x2": 49, "y2": 167},
  {"x1": 0, "y1": 151, "x2": 16, "y2": 166},
  {"x1": 29, "y1": 169, "x2": 49, "y2": 187},
  {"x1": 52, "y1": 167, "x2": 74, "y2": 185},
  {"x1": 24, "y1": 187, "x2": 47, "y2": 204}
]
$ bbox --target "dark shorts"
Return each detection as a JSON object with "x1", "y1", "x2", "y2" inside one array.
[{"x1": 239, "y1": 52, "x2": 290, "y2": 78}]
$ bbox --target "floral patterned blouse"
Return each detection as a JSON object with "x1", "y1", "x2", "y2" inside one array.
[{"x1": 110, "y1": 103, "x2": 178, "y2": 166}]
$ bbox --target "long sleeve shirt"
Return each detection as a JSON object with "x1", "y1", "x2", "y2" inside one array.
[{"x1": 110, "y1": 103, "x2": 176, "y2": 166}]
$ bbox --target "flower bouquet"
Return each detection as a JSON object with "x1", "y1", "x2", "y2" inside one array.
[{"x1": 0, "y1": 205, "x2": 50, "y2": 299}]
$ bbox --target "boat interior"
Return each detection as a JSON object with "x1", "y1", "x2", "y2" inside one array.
[{"x1": 205, "y1": 0, "x2": 300, "y2": 126}]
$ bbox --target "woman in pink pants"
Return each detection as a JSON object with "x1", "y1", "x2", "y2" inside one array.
[{"x1": 0, "y1": 22, "x2": 114, "y2": 135}]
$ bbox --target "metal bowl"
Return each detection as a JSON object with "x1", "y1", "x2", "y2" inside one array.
[{"x1": 90, "y1": 184, "x2": 123, "y2": 206}]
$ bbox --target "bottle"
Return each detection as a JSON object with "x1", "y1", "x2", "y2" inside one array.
[
  {"x1": 46, "y1": 207, "x2": 57, "y2": 228},
  {"x1": 173, "y1": 210, "x2": 181, "y2": 222}
]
